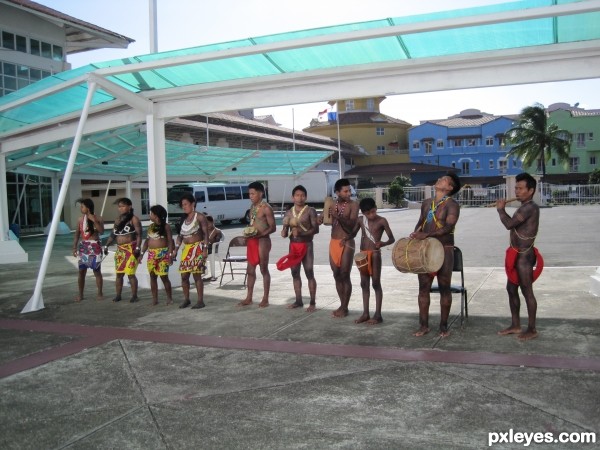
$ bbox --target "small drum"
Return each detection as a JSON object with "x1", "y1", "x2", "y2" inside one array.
[
  {"x1": 243, "y1": 226, "x2": 257, "y2": 237},
  {"x1": 354, "y1": 252, "x2": 369, "y2": 276},
  {"x1": 391, "y1": 237, "x2": 444, "y2": 274},
  {"x1": 288, "y1": 217, "x2": 299, "y2": 228},
  {"x1": 282, "y1": 216, "x2": 290, "y2": 227},
  {"x1": 322, "y1": 196, "x2": 334, "y2": 225}
]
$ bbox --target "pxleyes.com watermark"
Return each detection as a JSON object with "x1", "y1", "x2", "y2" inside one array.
[{"x1": 488, "y1": 429, "x2": 596, "y2": 447}]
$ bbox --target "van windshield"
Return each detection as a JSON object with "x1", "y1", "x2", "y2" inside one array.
[{"x1": 167, "y1": 186, "x2": 193, "y2": 205}]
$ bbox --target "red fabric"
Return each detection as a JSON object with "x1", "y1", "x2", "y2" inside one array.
[
  {"x1": 505, "y1": 247, "x2": 544, "y2": 285},
  {"x1": 247, "y1": 238, "x2": 260, "y2": 266},
  {"x1": 276, "y1": 242, "x2": 308, "y2": 271}
]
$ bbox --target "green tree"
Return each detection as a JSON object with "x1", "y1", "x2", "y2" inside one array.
[
  {"x1": 388, "y1": 175, "x2": 411, "y2": 207},
  {"x1": 504, "y1": 103, "x2": 572, "y2": 180},
  {"x1": 589, "y1": 168, "x2": 600, "y2": 184}
]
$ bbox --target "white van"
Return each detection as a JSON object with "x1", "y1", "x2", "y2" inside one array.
[{"x1": 167, "y1": 183, "x2": 250, "y2": 224}]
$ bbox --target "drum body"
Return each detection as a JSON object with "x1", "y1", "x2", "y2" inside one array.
[
  {"x1": 392, "y1": 237, "x2": 444, "y2": 274},
  {"x1": 354, "y1": 252, "x2": 369, "y2": 275},
  {"x1": 288, "y1": 217, "x2": 299, "y2": 228},
  {"x1": 322, "y1": 196, "x2": 334, "y2": 225},
  {"x1": 243, "y1": 226, "x2": 257, "y2": 237}
]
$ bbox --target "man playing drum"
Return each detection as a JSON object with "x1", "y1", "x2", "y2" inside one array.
[
  {"x1": 354, "y1": 197, "x2": 395, "y2": 324},
  {"x1": 238, "y1": 181, "x2": 276, "y2": 308},
  {"x1": 320, "y1": 178, "x2": 359, "y2": 318},
  {"x1": 496, "y1": 172, "x2": 541, "y2": 341},
  {"x1": 409, "y1": 172, "x2": 461, "y2": 337},
  {"x1": 277, "y1": 185, "x2": 320, "y2": 312}
]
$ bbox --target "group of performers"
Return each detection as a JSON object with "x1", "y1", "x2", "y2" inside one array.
[{"x1": 73, "y1": 172, "x2": 541, "y2": 341}]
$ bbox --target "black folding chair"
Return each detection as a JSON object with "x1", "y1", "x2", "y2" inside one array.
[
  {"x1": 219, "y1": 236, "x2": 248, "y2": 286},
  {"x1": 431, "y1": 246, "x2": 468, "y2": 326}
]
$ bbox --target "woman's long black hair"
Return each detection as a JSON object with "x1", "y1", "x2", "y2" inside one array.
[
  {"x1": 113, "y1": 197, "x2": 134, "y2": 234},
  {"x1": 150, "y1": 204, "x2": 168, "y2": 236},
  {"x1": 175, "y1": 193, "x2": 195, "y2": 234},
  {"x1": 76, "y1": 198, "x2": 96, "y2": 234}
]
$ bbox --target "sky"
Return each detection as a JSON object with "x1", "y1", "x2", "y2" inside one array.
[{"x1": 38, "y1": 0, "x2": 600, "y2": 129}]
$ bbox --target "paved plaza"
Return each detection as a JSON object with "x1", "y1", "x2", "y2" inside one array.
[{"x1": 1, "y1": 205, "x2": 599, "y2": 449}]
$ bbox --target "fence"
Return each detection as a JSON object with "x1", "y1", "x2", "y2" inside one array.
[{"x1": 357, "y1": 183, "x2": 600, "y2": 208}]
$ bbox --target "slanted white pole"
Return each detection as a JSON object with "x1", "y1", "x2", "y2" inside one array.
[
  {"x1": 21, "y1": 80, "x2": 98, "y2": 313},
  {"x1": 100, "y1": 179, "x2": 112, "y2": 216}
]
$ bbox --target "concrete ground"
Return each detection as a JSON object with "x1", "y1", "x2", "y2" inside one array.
[{"x1": 1, "y1": 205, "x2": 599, "y2": 449}]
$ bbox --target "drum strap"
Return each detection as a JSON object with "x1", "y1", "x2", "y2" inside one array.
[
  {"x1": 292, "y1": 205, "x2": 308, "y2": 231},
  {"x1": 362, "y1": 216, "x2": 376, "y2": 243}
]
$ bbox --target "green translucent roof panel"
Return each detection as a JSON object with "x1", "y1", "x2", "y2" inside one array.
[
  {"x1": 5, "y1": 124, "x2": 332, "y2": 179},
  {"x1": 1, "y1": 0, "x2": 599, "y2": 136}
]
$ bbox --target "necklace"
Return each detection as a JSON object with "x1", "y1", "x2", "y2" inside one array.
[
  {"x1": 250, "y1": 200, "x2": 266, "y2": 226},
  {"x1": 427, "y1": 196, "x2": 448, "y2": 223},
  {"x1": 334, "y1": 200, "x2": 347, "y2": 227},
  {"x1": 292, "y1": 204, "x2": 308, "y2": 231}
]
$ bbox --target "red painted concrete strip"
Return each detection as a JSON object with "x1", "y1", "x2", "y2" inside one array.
[
  {"x1": 1, "y1": 319, "x2": 599, "y2": 378},
  {"x1": 0, "y1": 334, "x2": 111, "y2": 379}
]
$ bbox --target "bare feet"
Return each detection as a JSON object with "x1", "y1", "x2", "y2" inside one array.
[
  {"x1": 152, "y1": 300, "x2": 158, "y2": 306},
  {"x1": 287, "y1": 301, "x2": 303, "y2": 309},
  {"x1": 74, "y1": 295, "x2": 82, "y2": 303},
  {"x1": 96, "y1": 294, "x2": 104, "y2": 301},
  {"x1": 258, "y1": 299, "x2": 269, "y2": 308},
  {"x1": 439, "y1": 326, "x2": 450, "y2": 338},
  {"x1": 332, "y1": 307, "x2": 348, "y2": 318},
  {"x1": 112, "y1": 296, "x2": 122, "y2": 303},
  {"x1": 237, "y1": 299, "x2": 253, "y2": 307},
  {"x1": 366, "y1": 315, "x2": 383, "y2": 325},
  {"x1": 354, "y1": 313, "x2": 370, "y2": 324},
  {"x1": 517, "y1": 329, "x2": 538, "y2": 341},
  {"x1": 306, "y1": 304, "x2": 316, "y2": 313},
  {"x1": 497, "y1": 326, "x2": 521, "y2": 336},
  {"x1": 412, "y1": 327, "x2": 430, "y2": 337},
  {"x1": 166, "y1": 299, "x2": 173, "y2": 306}
]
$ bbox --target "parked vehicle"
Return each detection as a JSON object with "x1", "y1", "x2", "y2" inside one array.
[
  {"x1": 167, "y1": 183, "x2": 250, "y2": 224},
  {"x1": 267, "y1": 170, "x2": 356, "y2": 207}
]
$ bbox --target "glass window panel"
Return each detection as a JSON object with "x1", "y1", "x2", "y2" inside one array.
[
  {"x1": 4, "y1": 76, "x2": 16, "y2": 90},
  {"x1": 17, "y1": 65, "x2": 29, "y2": 79},
  {"x1": 207, "y1": 187, "x2": 225, "y2": 201},
  {"x1": 225, "y1": 186, "x2": 242, "y2": 200},
  {"x1": 2, "y1": 31, "x2": 14, "y2": 49},
  {"x1": 41, "y1": 42, "x2": 52, "y2": 58},
  {"x1": 17, "y1": 78, "x2": 29, "y2": 89},
  {"x1": 30, "y1": 69, "x2": 41, "y2": 81},
  {"x1": 30, "y1": 39, "x2": 40, "y2": 56},
  {"x1": 53, "y1": 45, "x2": 63, "y2": 61},
  {"x1": 3, "y1": 62, "x2": 16, "y2": 77},
  {"x1": 16, "y1": 35, "x2": 27, "y2": 53}
]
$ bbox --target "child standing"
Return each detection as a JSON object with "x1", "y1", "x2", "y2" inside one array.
[
  {"x1": 355, "y1": 198, "x2": 395, "y2": 324},
  {"x1": 141, "y1": 205, "x2": 175, "y2": 305}
]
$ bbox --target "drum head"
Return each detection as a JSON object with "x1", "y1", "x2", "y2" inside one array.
[{"x1": 423, "y1": 238, "x2": 444, "y2": 273}]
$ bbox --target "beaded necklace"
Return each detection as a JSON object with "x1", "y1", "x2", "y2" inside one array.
[
  {"x1": 292, "y1": 204, "x2": 308, "y2": 231},
  {"x1": 334, "y1": 200, "x2": 347, "y2": 228},
  {"x1": 250, "y1": 200, "x2": 267, "y2": 226}
]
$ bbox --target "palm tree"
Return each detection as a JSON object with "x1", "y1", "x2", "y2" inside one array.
[{"x1": 504, "y1": 103, "x2": 572, "y2": 180}]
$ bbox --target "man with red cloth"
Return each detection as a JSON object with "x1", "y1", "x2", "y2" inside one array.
[
  {"x1": 238, "y1": 182, "x2": 276, "y2": 308},
  {"x1": 277, "y1": 185, "x2": 320, "y2": 312},
  {"x1": 496, "y1": 172, "x2": 542, "y2": 341}
]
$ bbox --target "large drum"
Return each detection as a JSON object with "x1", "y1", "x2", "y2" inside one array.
[
  {"x1": 322, "y1": 196, "x2": 334, "y2": 225},
  {"x1": 354, "y1": 252, "x2": 369, "y2": 275},
  {"x1": 392, "y1": 237, "x2": 444, "y2": 274}
]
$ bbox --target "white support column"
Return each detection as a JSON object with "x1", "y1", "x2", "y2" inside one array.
[
  {"x1": 0, "y1": 154, "x2": 9, "y2": 240},
  {"x1": 21, "y1": 80, "x2": 98, "y2": 313},
  {"x1": 44, "y1": 174, "x2": 70, "y2": 235},
  {"x1": 146, "y1": 114, "x2": 168, "y2": 207}
]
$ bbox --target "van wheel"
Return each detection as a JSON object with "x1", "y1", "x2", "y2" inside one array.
[{"x1": 241, "y1": 209, "x2": 250, "y2": 224}]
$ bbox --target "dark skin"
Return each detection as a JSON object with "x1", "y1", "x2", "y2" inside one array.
[
  {"x1": 104, "y1": 202, "x2": 143, "y2": 303},
  {"x1": 496, "y1": 181, "x2": 540, "y2": 341},
  {"x1": 318, "y1": 185, "x2": 359, "y2": 318},
  {"x1": 238, "y1": 188, "x2": 276, "y2": 308},
  {"x1": 72, "y1": 203, "x2": 104, "y2": 302},
  {"x1": 410, "y1": 176, "x2": 460, "y2": 337},
  {"x1": 140, "y1": 211, "x2": 175, "y2": 306},
  {"x1": 281, "y1": 189, "x2": 320, "y2": 312},
  {"x1": 175, "y1": 199, "x2": 209, "y2": 309},
  {"x1": 354, "y1": 207, "x2": 395, "y2": 325}
]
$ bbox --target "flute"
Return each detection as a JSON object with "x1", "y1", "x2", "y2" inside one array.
[{"x1": 486, "y1": 197, "x2": 518, "y2": 207}]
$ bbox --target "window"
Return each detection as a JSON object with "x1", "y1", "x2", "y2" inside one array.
[
  {"x1": 489, "y1": 160, "x2": 494, "y2": 169},
  {"x1": 462, "y1": 161, "x2": 470, "y2": 175},
  {"x1": 485, "y1": 136, "x2": 494, "y2": 146},
  {"x1": 569, "y1": 157, "x2": 580, "y2": 173},
  {"x1": 41, "y1": 42, "x2": 52, "y2": 59},
  {"x1": 424, "y1": 141, "x2": 432, "y2": 155},
  {"x1": 453, "y1": 138, "x2": 462, "y2": 147},
  {"x1": 345, "y1": 100, "x2": 354, "y2": 111},
  {"x1": 576, "y1": 133, "x2": 586, "y2": 148},
  {"x1": 52, "y1": 45, "x2": 63, "y2": 61},
  {"x1": 475, "y1": 160, "x2": 480, "y2": 169},
  {"x1": 451, "y1": 162, "x2": 456, "y2": 168},
  {"x1": 466, "y1": 138, "x2": 476, "y2": 147},
  {"x1": 498, "y1": 160, "x2": 507, "y2": 173},
  {"x1": 375, "y1": 127, "x2": 384, "y2": 136},
  {"x1": 590, "y1": 156, "x2": 597, "y2": 165},
  {"x1": 1, "y1": 62, "x2": 52, "y2": 97},
  {"x1": 30, "y1": 39, "x2": 40, "y2": 56},
  {"x1": 241, "y1": 185, "x2": 250, "y2": 200},
  {"x1": 551, "y1": 158, "x2": 556, "y2": 167},
  {"x1": 412, "y1": 141, "x2": 420, "y2": 150},
  {"x1": 16, "y1": 35, "x2": 27, "y2": 53},
  {"x1": 589, "y1": 132, "x2": 594, "y2": 141},
  {"x1": 376, "y1": 145, "x2": 386, "y2": 155},
  {"x1": 193, "y1": 191, "x2": 206, "y2": 203},
  {"x1": 207, "y1": 187, "x2": 225, "y2": 201},
  {"x1": 225, "y1": 186, "x2": 242, "y2": 200},
  {"x1": 436, "y1": 139, "x2": 444, "y2": 149},
  {"x1": 366, "y1": 98, "x2": 375, "y2": 111},
  {"x1": 2, "y1": 31, "x2": 15, "y2": 50},
  {"x1": 141, "y1": 189, "x2": 150, "y2": 215}
]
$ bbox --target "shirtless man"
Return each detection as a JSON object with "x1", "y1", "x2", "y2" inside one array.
[
  {"x1": 278, "y1": 185, "x2": 319, "y2": 312},
  {"x1": 323, "y1": 178, "x2": 359, "y2": 318},
  {"x1": 410, "y1": 173, "x2": 461, "y2": 337},
  {"x1": 354, "y1": 197, "x2": 395, "y2": 324},
  {"x1": 496, "y1": 172, "x2": 541, "y2": 341},
  {"x1": 238, "y1": 181, "x2": 276, "y2": 308}
]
